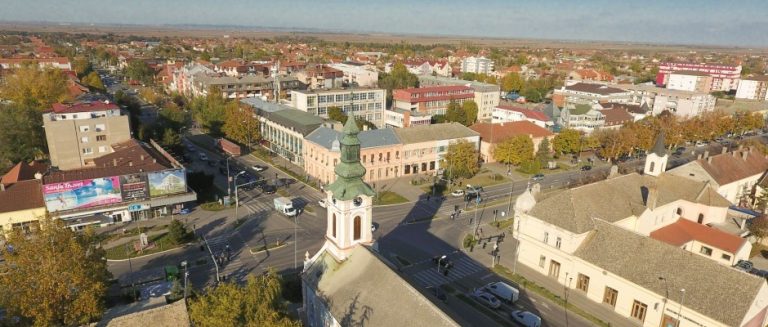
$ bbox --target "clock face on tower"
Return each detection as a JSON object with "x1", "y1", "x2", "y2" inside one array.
[{"x1": 353, "y1": 196, "x2": 362, "y2": 207}]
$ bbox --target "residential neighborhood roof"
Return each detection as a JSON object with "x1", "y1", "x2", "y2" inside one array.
[
  {"x1": 650, "y1": 218, "x2": 747, "y2": 253},
  {"x1": 1, "y1": 161, "x2": 48, "y2": 186},
  {"x1": 564, "y1": 82, "x2": 627, "y2": 95},
  {"x1": 529, "y1": 172, "x2": 731, "y2": 234},
  {"x1": 265, "y1": 109, "x2": 326, "y2": 136},
  {"x1": 575, "y1": 220, "x2": 764, "y2": 327},
  {"x1": 303, "y1": 246, "x2": 460, "y2": 327},
  {"x1": 0, "y1": 179, "x2": 45, "y2": 213},
  {"x1": 494, "y1": 106, "x2": 551, "y2": 122},
  {"x1": 394, "y1": 123, "x2": 479, "y2": 144},
  {"x1": 306, "y1": 126, "x2": 400, "y2": 150},
  {"x1": 49, "y1": 101, "x2": 119, "y2": 114},
  {"x1": 680, "y1": 149, "x2": 768, "y2": 186},
  {"x1": 469, "y1": 121, "x2": 553, "y2": 143},
  {"x1": 600, "y1": 108, "x2": 633, "y2": 125}
]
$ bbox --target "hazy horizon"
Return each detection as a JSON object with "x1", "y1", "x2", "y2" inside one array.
[{"x1": 2, "y1": 1, "x2": 767, "y2": 47}]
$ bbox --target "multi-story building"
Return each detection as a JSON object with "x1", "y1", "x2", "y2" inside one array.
[
  {"x1": 512, "y1": 137, "x2": 768, "y2": 327},
  {"x1": 735, "y1": 75, "x2": 768, "y2": 101},
  {"x1": 41, "y1": 139, "x2": 197, "y2": 229},
  {"x1": 303, "y1": 122, "x2": 480, "y2": 184},
  {"x1": 491, "y1": 105, "x2": 553, "y2": 128},
  {"x1": 667, "y1": 71, "x2": 714, "y2": 93},
  {"x1": 384, "y1": 109, "x2": 432, "y2": 128},
  {"x1": 557, "y1": 103, "x2": 605, "y2": 133},
  {"x1": 243, "y1": 98, "x2": 325, "y2": 166},
  {"x1": 290, "y1": 89, "x2": 385, "y2": 127},
  {"x1": 328, "y1": 63, "x2": 379, "y2": 87},
  {"x1": 461, "y1": 56, "x2": 494, "y2": 75},
  {"x1": 417, "y1": 75, "x2": 501, "y2": 120},
  {"x1": 552, "y1": 82, "x2": 632, "y2": 107},
  {"x1": 0, "y1": 57, "x2": 72, "y2": 70},
  {"x1": 294, "y1": 64, "x2": 344, "y2": 90},
  {"x1": 43, "y1": 101, "x2": 132, "y2": 170},
  {"x1": 656, "y1": 62, "x2": 741, "y2": 91},
  {"x1": 192, "y1": 74, "x2": 304, "y2": 99},
  {"x1": 620, "y1": 84, "x2": 716, "y2": 118},
  {"x1": 393, "y1": 85, "x2": 474, "y2": 116}
]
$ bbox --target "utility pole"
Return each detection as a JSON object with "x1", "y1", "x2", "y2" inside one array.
[
  {"x1": 234, "y1": 171, "x2": 245, "y2": 222},
  {"x1": 294, "y1": 213, "x2": 299, "y2": 270},
  {"x1": 677, "y1": 289, "x2": 686, "y2": 324},
  {"x1": 226, "y1": 156, "x2": 232, "y2": 197},
  {"x1": 203, "y1": 236, "x2": 220, "y2": 282}
]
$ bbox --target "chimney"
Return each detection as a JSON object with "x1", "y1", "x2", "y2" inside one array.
[
  {"x1": 113, "y1": 159, "x2": 117, "y2": 167},
  {"x1": 128, "y1": 161, "x2": 133, "y2": 167},
  {"x1": 697, "y1": 153, "x2": 703, "y2": 160},
  {"x1": 742, "y1": 151, "x2": 749, "y2": 161},
  {"x1": 140, "y1": 155, "x2": 145, "y2": 161}
]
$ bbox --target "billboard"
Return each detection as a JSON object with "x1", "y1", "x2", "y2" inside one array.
[
  {"x1": 148, "y1": 169, "x2": 187, "y2": 197},
  {"x1": 43, "y1": 177, "x2": 122, "y2": 212},
  {"x1": 120, "y1": 173, "x2": 149, "y2": 201}
]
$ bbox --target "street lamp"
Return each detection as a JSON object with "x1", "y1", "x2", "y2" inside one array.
[
  {"x1": 181, "y1": 260, "x2": 188, "y2": 300},
  {"x1": 658, "y1": 277, "x2": 669, "y2": 327},
  {"x1": 226, "y1": 156, "x2": 234, "y2": 197},
  {"x1": 234, "y1": 171, "x2": 246, "y2": 222},
  {"x1": 677, "y1": 289, "x2": 686, "y2": 325}
]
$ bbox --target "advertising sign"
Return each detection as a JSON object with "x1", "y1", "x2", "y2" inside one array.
[
  {"x1": 43, "y1": 176, "x2": 122, "y2": 212},
  {"x1": 148, "y1": 169, "x2": 187, "y2": 197},
  {"x1": 120, "y1": 173, "x2": 149, "y2": 201}
]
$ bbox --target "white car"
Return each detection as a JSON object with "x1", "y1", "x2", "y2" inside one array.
[
  {"x1": 198, "y1": 153, "x2": 208, "y2": 161},
  {"x1": 318, "y1": 199, "x2": 327, "y2": 208},
  {"x1": 451, "y1": 189, "x2": 465, "y2": 197},
  {"x1": 251, "y1": 165, "x2": 267, "y2": 172},
  {"x1": 510, "y1": 310, "x2": 542, "y2": 327},
  {"x1": 471, "y1": 290, "x2": 501, "y2": 309}
]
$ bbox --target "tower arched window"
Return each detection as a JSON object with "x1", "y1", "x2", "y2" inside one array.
[
  {"x1": 332, "y1": 214, "x2": 337, "y2": 238},
  {"x1": 649, "y1": 162, "x2": 655, "y2": 173},
  {"x1": 353, "y1": 216, "x2": 361, "y2": 241}
]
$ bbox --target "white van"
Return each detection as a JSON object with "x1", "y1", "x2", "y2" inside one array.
[
  {"x1": 510, "y1": 310, "x2": 541, "y2": 327},
  {"x1": 483, "y1": 282, "x2": 519, "y2": 303}
]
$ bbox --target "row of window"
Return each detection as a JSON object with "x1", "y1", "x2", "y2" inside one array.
[
  {"x1": 317, "y1": 92, "x2": 380, "y2": 104},
  {"x1": 542, "y1": 232, "x2": 563, "y2": 249},
  {"x1": 80, "y1": 135, "x2": 107, "y2": 143},
  {"x1": 331, "y1": 214, "x2": 362, "y2": 241},
  {"x1": 82, "y1": 146, "x2": 108, "y2": 155},
  {"x1": 79, "y1": 124, "x2": 107, "y2": 133},
  {"x1": 538, "y1": 256, "x2": 649, "y2": 322}
]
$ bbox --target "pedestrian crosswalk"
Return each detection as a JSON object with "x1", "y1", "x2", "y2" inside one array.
[{"x1": 410, "y1": 256, "x2": 484, "y2": 287}]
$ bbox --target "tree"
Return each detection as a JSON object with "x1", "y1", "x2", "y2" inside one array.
[
  {"x1": 0, "y1": 217, "x2": 111, "y2": 326},
  {"x1": 493, "y1": 135, "x2": 533, "y2": 166},
  {"x1": 161, "y1": 128, "x2": 182, "y2": 150},
  {"x1": 462, "y1": 100, "x2": 479, "y2": 126},
  {"x1": 442, "y1": 140, "x2": 479, "y2": 179},
  {"x1": 500, "y1": 73, "x2": 524, "y2": 92},
  {"x1": 0, "y1": 64, "x2": 69, "y2": 109},
  {"x1": 123, "y1": 59, "x2": 154, "y2": 85},
  {"x1": 552, "y1": 129, "x2": 581, "y2": 155},
  {"x1": 188, "y1": 270, "x2": 300, "y2": 327},
  {"x1": 72, "y1": 56, "x2": 93, "y2": 78},
  {"x1": 536, "y1": 137, "x2": 551, "y2": 163},
  {"x1": 81, "y1": 71, "x2": 105, "y2": 92},
  {"x1": 378, "y1": 62, "x2": 418, "y2": 106},
  {"x1": 445, "y1": 100, "x2": 466, "y2": 126},
  {"x1": 191, "y1": 87, "x2": 230, "y2": 136},
  {"x1": 167, "y1": 219, "x2": 192, "y2": 245},
  {"x1": 0, "y1": 103, "x2": 46, "y2": 166},
  {"x1": 748, "y1": 217, "x2": 768, "y2": 244},
  {"x1": 327, "y1": 106, "x2": 346, "y2": 123},
  {"x1": 222, "y1": 104, "x2": 260, "y2": 147}
]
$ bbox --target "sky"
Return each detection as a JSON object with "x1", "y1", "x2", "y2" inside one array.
[{"x1": 3, "y1": 0, "x2": 768, "y2": 47}]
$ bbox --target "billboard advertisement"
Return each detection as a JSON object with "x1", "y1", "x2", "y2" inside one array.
[
  {"x1": 148, "y1": 169, "x2": 187, "y2": 197},
  {"x1": 120, "y1": 173, "x2": 149, "y2": 201},
  {"x1": 43, "y1": 177, "x2": 122, "y2": 212}
]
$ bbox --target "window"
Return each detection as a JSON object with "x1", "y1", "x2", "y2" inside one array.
[
  {"x1": 722, "y1": 253, "x2": 732, "y2": 261},
  {"x1": 676, "y1": 207, "x2": 682, "y2": 215},
  {"x1": 548, "y1": 260, "x2": 561, "y2": 278},
  {"x1": 98, "y1": 146, "x2": 107, "y2": 153},
  {"x1": 79, "y1": 125, "x2": 90, "y2": 132},
  {"x1": 603, "y1": 287, "x2": 618, "y2": 307},
  {"x1": 332, "y1": 214, "x2": 337, "y2": 238},
  {"x1": 82, "y1": 148, "x2": 93, "y2": 155},
  {"x1": 353, "y1": 216, "x2": 361, "y2": 241},
  {"x1": 697, "y1": 213, "x2": 704, "y2": 224},
  {"x1": 555, "y1": 237, "x2": 562, "y2": 249},
  {"x1": 576, "y1": 274, "x2": 590, "y2": 292},
  {"x1": 539, "y1": 255, "x2": 546, "y2": 268},
  {"x1": 81, "y1": 136, "x2": 89, "y2": 143},
  {"x1": 543, "y1": 232, "x2": 549, "y2": 244},
  {"x1": 96, "y1": 135, "x2": 106, "y2": 142},
  {"x1": 631, "y1": 300, "x2": 648, "y2": 322},
  {"x1": 700, "y1": 246, "x2": 713, "y2": 256},
  {"x1": 95, "y1": 124, "x2": 106, "y2": 132}
]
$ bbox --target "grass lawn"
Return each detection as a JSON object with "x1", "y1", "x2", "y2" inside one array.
[
  {"x1": 490, "y1": 218, "x2": 515, "y2": 230},
  {"x1": 373, "y1": 191, "x2": 409, "y2": 205},
  {"x1": 201, "y1": 201, "x2": 226, "y2": 211},
  {"x1": 104, "y1": 232, "x2": 186, "y2": 260}
]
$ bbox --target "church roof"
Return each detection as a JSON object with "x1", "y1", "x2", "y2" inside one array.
[
  {"x1": 303, "y1": 246, "x2": 460, "y2": 327},
  {"x1": 651, "y1": 132, "x2": 667, "y2": 157},
  {"x1": 326, "y1": 116, "x2": 375, "y2": 201}
]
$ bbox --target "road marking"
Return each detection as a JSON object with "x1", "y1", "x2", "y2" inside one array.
[{"x1": 480, "y1": 273, "x2": 495, "y2": 280}]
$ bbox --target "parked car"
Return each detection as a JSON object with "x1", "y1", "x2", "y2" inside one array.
[
  {"x1": 735, "y1": 260, "x2": 754, "y2": 272},
  {"x1": 451, "y1": 189, "x2": 465, "y2": 197},
  {"x1": 510, "y1": 310, "x2": 542, "y2": 327},
  {"x1": 580, "y1": 165, "x2": 592, "y2": 171},
  {"x1": 695, "y1": 141, "x2": 707, "y2": 147},
  {"x1": 251, "y1": 165, "x2": 267, "y2": 172},
  {"x1": 198, "y1": 153, "x2": 208, "y2": 161},
  {"x1": 532, "y1": 174, "x2": 544, "y2": 181},
  {"x1": 471, "y1": 290, "x2": 501, "y2": 309},
  {"x1": 261, "y1": 184, "x2": 276, "y2": 194},
  {"x1": 318, "y1": 199, "x2": 327, "y2": 208},
  {"x1": 483, "y1": 282, "x2": 519, "y2": 303}
]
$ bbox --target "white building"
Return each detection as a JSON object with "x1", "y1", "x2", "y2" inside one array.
[
  {"x1": 290, "y1": 89, "x2": 385, "y2": 127},
  {"x1": 417, "y1": 75, "x2": 501, "y2": 121},
  {"x1": 461, "y1": 56, "x2": 494, "y2": 75},
  {"x1": 667, "y1": 71, "x2": 713, "y2": 93},
  {"x1": 557, "y1": 103, "x2": 605, "y2": 134},
  {"x1": 328, "y1": 63, "x2": 379, "y2": 88},
  {"x1": 491, "y1": 105, "x2": 553, "y2": 128},
  {"x1": 384, "y1": 109, "x2": 432, "y2": 128},
  {"x1": 735, "y1": 75, "x2": 768, "y2": 101},
  {"x1": 512, "y1": 135, "x2": 768, "y2": 327},
  {"x1": 620, "y1": 84, "x2": 716, "y2": 118}
]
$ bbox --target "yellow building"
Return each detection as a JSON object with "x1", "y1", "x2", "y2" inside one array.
[{"x1": 0, "y1": 162, "x2": 48, "y2": 235}]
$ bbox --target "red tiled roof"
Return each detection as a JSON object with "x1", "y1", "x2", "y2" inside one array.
[
  {"x1": 1, "y1": 161, "x2": 48, "y2": 186},
  {"x1": 696, "y1": 150, "x2": 768, "y2": 186},
  {"x1": 396, "y1": 85, "x2": 472, "y2": 94},
  {"x1": 601, "y1": 108, "x2": 634, "y2": 126},
  {"x1": 469, "y1": 121, "x2": 553, "y2": 143},
  {"x1": 650, "y1": 218, "x2": 746, "y2": 253},
  {"x1": 495, "y1": 106, "x2": 551, "y2": 122},
  {"x1": 50, "y1": 101, "x2": 119, "y2": 114},
  {"x1": 0, "y1": 179, "x2": 45, "y2": 213}
]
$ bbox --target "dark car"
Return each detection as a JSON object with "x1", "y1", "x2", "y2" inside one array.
[
  {"x1": 261, "y1": 184, "x2": 276, "y2": 194},
  {"x1": 580, "y1": 165, "x2": 592, "y2": 171}
]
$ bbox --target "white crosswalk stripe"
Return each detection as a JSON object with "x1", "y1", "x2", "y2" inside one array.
[{"x1": 409, "y1": 257, "x2": 484, "y2": 287}]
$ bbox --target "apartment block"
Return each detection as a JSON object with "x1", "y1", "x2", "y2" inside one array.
[
  {"x1": 43, "y1": 101, "x2": 131, "y2": 170},
  {"x1": 620, "y1": 84, "x2": 716, "y2": 118},
  {"x1": 417, "y1": 75, "x2": 501, "y2": 120},
  {"x1": 393, "y1": 85, "x2": 474, "y2": 116},
  {"x1": 461, "y1": 56, "x2": 494, "y2": 75},
  {"x1": 667, "y1": 71, "x2": 714, "y2": 93},
  {"x1": 290, "y1": 89, "x2": 385, "y2": 127},
  {"x1": 328, "y1": 63, "x2": 379, "y2": 87},
  {"x1": 735, "y1": 75, "x2": 768, "y2": 101},
  {"x1": 656, "y1": 62, "x2": 741, "y2": 91}
]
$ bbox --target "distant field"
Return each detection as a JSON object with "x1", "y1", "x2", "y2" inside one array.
[{"x1": 1, "y1": 21, "x2": 767, "y2": 53}]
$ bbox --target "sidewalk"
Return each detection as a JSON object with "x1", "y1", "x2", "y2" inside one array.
[{"x1": 464, "y1": 230, "x2": 638, "y2": 327}]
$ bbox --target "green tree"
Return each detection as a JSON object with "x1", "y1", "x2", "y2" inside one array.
[
  {"x1": 190, "y1": 87, "x2": 230, "y2": 135},
  {"x1": 0, "y1": 64, "x2": 69, "y2": 109},
  {"x1": 536, "y1": 137, "x2": 551, "y2": 163},
  {"x1": 123, "y1": 59, "x2": 154, "y2": 85},
  {"x1": 0, "y1": 104, "x2": 46, "y2": 167},
  {"x1": 748, "y1": 217, "x2": 768, "y2": 244},
  {"x1": 167, "y1": 219, "x2": 191, "y2": 245},
  {"x1": 161, "y1": 128, "x2": 182, "y2": 150},
  {"x1": 493, "y1": 135, "x2": 534, "y2": 166},
  {"x1": 552, "y1": 129, "x2": 581, "y2": 155},
  {"x1": 442, "y1": 140, "x2": 479, "y2": 179},
  {"x1": 462, "y1": 100, "x2": 479, "y2": 126},
  {"x1": 72, "y1": 56, "x2": 93, "y2": 78},
  {"x1": 188, "y1": 270, "x2": 300, "y2": 327},
  {"x1": 500, "y1": 73, "x2": 524, "y2": 92},
  {"x1": 81, "y1": 71, "x2": 105, "y2": 92},
  {"x1": 327, "y1": 106, "x2": 346, "y2": 123},
  {"x1": 445, "y1": 100, "x2": 466, "y2": 126},
  {"x1": 0, "y1": 217, "x2": 111, "y2": 326},
  {"x1": 378, "y1": 62, "x2": 418, "y2": 105},
  {"x1": 222, "y1": 104, "x2": 260, "y2": 147}
]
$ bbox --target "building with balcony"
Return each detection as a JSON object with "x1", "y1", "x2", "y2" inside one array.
[
  {"x1": 393, "y1": 85, "x2": 474, "y2": 116},
  {"x1": 557, "y1": 103, "x2": 605, "y2": 133},
  {"x1": 667, "y1": 71, "x2": 714, "y2": 93},
  {"x1": 736, "y1": 75, "x2": 768, "y2": 101},
  {"x1": 290, "y1": 88, "x2": 385, "y2": 127},
  {"x1": 461, "y1": 56, "x2": 494, "y2": 75},
  {"x1": 620, "y1": 84, "x2": 716, "y2": 118},
  {"x1": 384, "y1": 108, "x2": 432, "y2": 128},
  {"x1": 328, "y1": 62, "x2": 379, "y2": 87},
  {"x1": 43, "y1": 101, "x2": 131, "y2": 170},
  {"x1": 552, "y1": 82, "x2": 632, "y2": 107}
]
